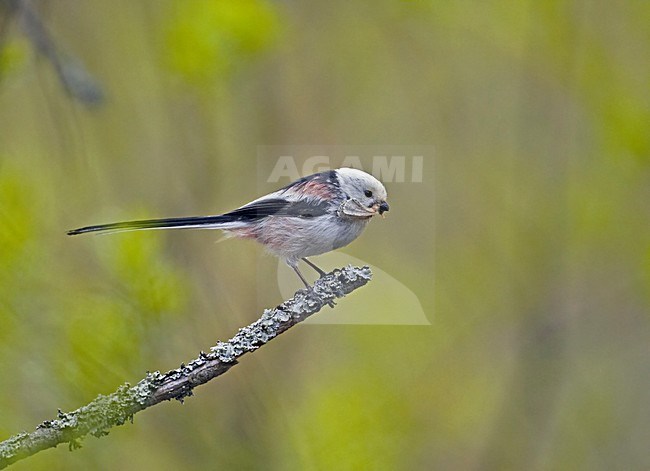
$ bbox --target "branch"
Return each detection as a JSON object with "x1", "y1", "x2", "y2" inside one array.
[
  {"x1": 0, "y1": 265, "x2": 372, "y2": 469},
  {"x1": 10, "y1": 0, "x2": 104, "y2": 105}
]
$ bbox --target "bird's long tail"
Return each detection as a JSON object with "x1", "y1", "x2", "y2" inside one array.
[{"x1": 67, "y1": 215, "x2": 236, "y2": 236}]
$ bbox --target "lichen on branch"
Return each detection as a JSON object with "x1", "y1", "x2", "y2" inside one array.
[{"x1": 0, "y1": 265, "x2": 372, "y2": 469}]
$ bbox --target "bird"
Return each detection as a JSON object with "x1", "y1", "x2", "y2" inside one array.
[{"x1": 68, "y1": 168, "x2": 389, "y2": 289}]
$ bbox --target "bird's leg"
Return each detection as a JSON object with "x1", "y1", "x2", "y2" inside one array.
[
  {"x1": 302, "y1": 257, "x2": 327, "y2": 277},
  {"x1": 287, "y1": 260, "x2": 335, "y2": 308},
  {"x1": 290, "y1": 263, "x2": 311, "y2": 289}
]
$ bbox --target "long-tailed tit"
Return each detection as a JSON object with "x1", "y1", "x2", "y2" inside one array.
[{"x1": 68, "y1": 168, "x2": 389, "y2": 288}]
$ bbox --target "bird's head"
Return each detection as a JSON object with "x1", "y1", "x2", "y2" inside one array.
[{"x1": 336, "y1": 168, "x2": 389, "y2": 218}]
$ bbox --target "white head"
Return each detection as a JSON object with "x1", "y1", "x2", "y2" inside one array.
[{"x1": 335, "y1": 168, "x2": 389, "y2": 218}]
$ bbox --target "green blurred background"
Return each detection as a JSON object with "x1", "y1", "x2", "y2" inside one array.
[{"x1": 1, "y1": 0, "x2": 649, "y2": 469}]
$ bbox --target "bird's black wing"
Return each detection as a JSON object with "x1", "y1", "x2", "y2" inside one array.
[{"x1": 224, "y1": 197, "x2": 331, "y2": 221}]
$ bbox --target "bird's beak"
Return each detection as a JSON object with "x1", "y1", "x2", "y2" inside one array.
[{"x1": 378, "y1": 201, "x2": 389, "y2": 216}]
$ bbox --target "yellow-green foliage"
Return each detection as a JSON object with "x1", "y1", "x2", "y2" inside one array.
[
  {"x1": 0, "y1": 39, "x2": 28, "y2": 77},
  {"x1": 0, "y1": 167, "x2": 38, "y2": 271},
  {"x1": 60, "y1": 234, "x2": 188, "y2": 394},
  {"x1": 0, "y1": 165, "x2": 48, "y2": 346},
  {"x1": 98, "y1": 235, "x2": 187, "y2": 318},
  {"x1": 164, "y1": 0, "x2": 280, "y2": 84}
]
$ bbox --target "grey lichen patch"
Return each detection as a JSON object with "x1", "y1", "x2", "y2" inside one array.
[
  {"x1": 132, "y1": 372, "x2": 164, "y2": 405},
  {"x1": 0, "y1": 433, "x2": 30, "y2": 462}
]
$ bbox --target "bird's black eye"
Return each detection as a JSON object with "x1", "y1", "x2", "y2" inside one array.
[{"x1": 364, "y1": 190, "x2": 373, "y2": 198}]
